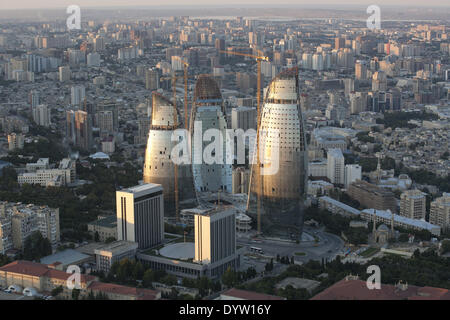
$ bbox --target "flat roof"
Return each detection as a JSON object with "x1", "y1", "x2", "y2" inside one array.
[
  {"x1": 95, "y1": 241, "x2": 138, "y2": 255},
  {"x1": 40, "y1": 249, "x2": 91, "y2": 266},
  {"x1": 88, "y1": 215, "x2": 117, "y2": 228},
  {"x1": 362, "y1": 208, "x2": 440, "y2": 231},
  {"x1": 320, "y1": 196, "x2": 361, "y2": 216},
  {"x1": 119, "y1": 183, "x2": 162, "y2": 195}
]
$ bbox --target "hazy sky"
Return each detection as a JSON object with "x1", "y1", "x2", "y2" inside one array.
[{"x1": 1, "y1": 0, "x2": 449, "y2": 10}]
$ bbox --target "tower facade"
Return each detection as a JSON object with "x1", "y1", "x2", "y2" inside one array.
[
  {"x1": 249, "y1": 68, "x2": 308, "y2": 220},
  {"x1": 190, "y1": 75, "x2": 232, "y2": 193},
  {"x1": 116, "y1": 184, "x2": 164, "y2": 249},
  {"x1": 143, "y1": 93, "x2": 196, "y2": 215}
]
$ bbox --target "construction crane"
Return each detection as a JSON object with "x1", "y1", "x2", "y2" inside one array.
[
  {"x1": 172, "y1": 61, "x2": 189, "y2": 223},
  {"x1": 220, "y1": 50, "x2": 269, "y2": 236}
]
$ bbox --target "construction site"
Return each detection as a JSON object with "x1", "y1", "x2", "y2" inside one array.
[{"x1": 142, "y1": 54, "x2": 309, "y2": 240}]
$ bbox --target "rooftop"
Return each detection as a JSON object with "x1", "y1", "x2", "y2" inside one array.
[
  {"x1": 362, "y1": 208, "x2": 440, "y2": 231},
  {"x1": 95, "y1": 241, "x2": 138, "y2": 255},
  {"x1": 119, "y1": 183, "x2": 162, "y2": 195},
  {"x1": 0, "y1": 260, "x2": 96, "y2": 283},
  {"x1": 311, "y1": 279, "x2": 450, "y2": 300},
  {"x1": 88, "y1": 281, "x2": 160, "y2": 300},
  {"x1": 220, "y1": 288, "x2": 286, "y2": 300},
  {"x1": 88, "y1": 215, "x2": 117, "y2": 229},
  {"x1": 40, "y1": 249, "x2": 91, "y2": 267}
]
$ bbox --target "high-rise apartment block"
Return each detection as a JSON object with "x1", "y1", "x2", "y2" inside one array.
[
  {"x1": 400, "y1": 190, "x2": 427, "y2": 220},
  {"x1": 429, "y1": 193, "x2": 450, "y2": 230},
  {"x1": 327, "y1": 148, "x2": 345, "y2": 185},
  {"x1": 32, "y1": 104, "x2": 51, "y2": 127},
  {"x1": 0, "y1": 202, "x2": 60, "y2": 252},
  {"x1": 7, "y1": 133, "x2": 24, "y2": 151}
]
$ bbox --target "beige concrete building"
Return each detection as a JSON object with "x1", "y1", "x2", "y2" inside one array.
[
  {"x1": 429, "y1": 193, "x2": 450, "y2": 231},
  {"x1": 400, "y1": 190, "x2": 427, "y2": 220},
  {"x1": 0, "y1": 260, "x2": 160, "y2": 300},
  {"x1": 87, "y1": 215, "x2": 117, "y2": 242},
  {"x1": 194, "y1": 207, "x2": 236, "y2": 277},
  {"x1": 0, "y1": 260, "x2": 96, "y2": 299},
  {"x1": 7, "y1": 133, "x2": 24, "y2": 151},
  {"x1": 347, "y1": 180, "x2": 397, "y2": 213},
  {"x1": 116, "y1": 184, "x2": 164, "y2": 249},
  {"x1": 94, "y1": 241, "x2": 138, "y2": 273},
  {"x1": 1, "y1": 201, "x2": 60, "y2": 250}
]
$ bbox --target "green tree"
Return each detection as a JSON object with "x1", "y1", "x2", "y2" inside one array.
[
  {"x1": 132, "y1": 261, "x2": 145, "y2": 280},
  {"x1": 222, "y1": 267, "x2": 238, "y2": 288},
  {"x1": 72, "y1": 288, "x2": 80, "y2": 300},
  {"x1": 51, "y1": 286, "x2": 64, "y2": 297},
  {"x1": 143, "y1": 269, "x2": 155, "y2": 288}
]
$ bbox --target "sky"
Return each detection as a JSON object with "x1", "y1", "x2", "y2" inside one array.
[{"x1": 1, "y1": 0, "x2": 449, "y2": 10}]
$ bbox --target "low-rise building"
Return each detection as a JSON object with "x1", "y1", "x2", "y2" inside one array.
[
  {"x1": 18, "y1": 158, "x2": 76, "y2": 187},
  {"x1": 361, "y1": 208, "x2": 441, "y2": 236},
  {"x1": 318, "y1": 196, "x2": 361, "y2": 217},
  {"x1": 87, "y1": 215, "x2": 117, "y2": 242},
  {"x1": 94, "y1": 241, "x2": 138, "y2": 273},
  {"x1": 348, "y1": 180, "x2": 397, "y2": 213}
]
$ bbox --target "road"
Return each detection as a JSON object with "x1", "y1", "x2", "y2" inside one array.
[{"x1": 236, "y1": 226, "x2": 345, "y2": 273}]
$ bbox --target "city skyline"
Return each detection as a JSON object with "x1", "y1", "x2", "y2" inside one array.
[{"x1": 1, "y1": 0, "x2": 450, "y2": 10}]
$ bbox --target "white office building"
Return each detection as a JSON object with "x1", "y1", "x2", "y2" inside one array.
[
  {"x1": 32, "y1": 104, "x2": 51, "y2": 127},
  {"x1": 116, "y1": 184, "x2": 164, "y2": 249},
  {"x1": 327, "y1": 148, "x2": 345, "y2": 185},
  {"x1": 71, "y1": 85, "x2": 85, "y2": 107},
  {"x1": 344, "y1": 164, "x2": 362, "y2": 188}
]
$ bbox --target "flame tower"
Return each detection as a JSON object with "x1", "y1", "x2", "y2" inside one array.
[
  {"x1": 248, "y1": 68, "x2": 308, "y2": 230},
  {"x1": 143, "y1": 93, "x2": 196, "y2": 215}
]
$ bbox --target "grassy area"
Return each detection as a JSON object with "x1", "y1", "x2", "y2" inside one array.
[
  {"x1": 295, "y1": 252, "x2": 306, "y2": 256},
  {"x1": 360, "y1": 247, "x2": 380, "y2": 258}
]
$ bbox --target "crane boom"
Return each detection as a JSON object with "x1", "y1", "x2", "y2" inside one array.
[{"x1": 219, "y1": 49, "x2": 269, "y2": 236}]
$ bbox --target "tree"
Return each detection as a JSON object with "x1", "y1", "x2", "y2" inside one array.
[
  {"x1": 72, "y1": 288, "x2": 80, "y2": 300},
  {"x1": 23, "y1": 231, "x2": 52, "y2": 261},
  {"x1": 132, "y1": 261, "x2": 145, "y2": 280},
  {"x1": 51, "y1": 286, "x2": 64, "y2": 297},
  {"x1": 161, "y1": 274, "x2": 177, "y2": 286},
  {"x1": 441, "y1": 240, "x2": 450, "y2": 255},
  {"x1": 143, "y1": 269, "x2": 155, "y2": 288},
  {"x1": 222, "y1": 267, "x2": 238, "y2": 288},
  {"x1": 94, "y1": 231, "x2": 100, "y2": 242}
]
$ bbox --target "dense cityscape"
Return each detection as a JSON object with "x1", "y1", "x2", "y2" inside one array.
[{"x1": 0, "y1": 1, "x2": 449, "y2": 305}]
